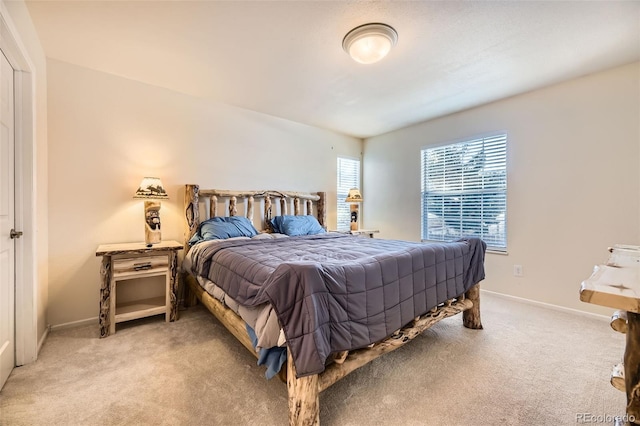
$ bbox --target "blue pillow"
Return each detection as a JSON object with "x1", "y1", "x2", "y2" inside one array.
[
  {"x1": 189, "y1": 216, "x2": 258, "y2": 245},
  {"x1": 271, "y1": 215, "x2": 325, "y2": 237},
  {"x1": 270, "y1": 216, "x2": 284, "y2": 234}
]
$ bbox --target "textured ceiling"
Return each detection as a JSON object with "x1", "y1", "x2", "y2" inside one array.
[{"x1": 25, "y1": 1, "x2": 640, "y2": 138}]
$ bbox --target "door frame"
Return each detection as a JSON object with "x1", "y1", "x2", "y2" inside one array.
[{"x1": 0, "y1": 3, "x2": 38, "y2": 365}]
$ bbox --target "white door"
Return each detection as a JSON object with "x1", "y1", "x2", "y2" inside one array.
[{"x1": 0, "y1": 51, "x2": 15, "y2": 389}]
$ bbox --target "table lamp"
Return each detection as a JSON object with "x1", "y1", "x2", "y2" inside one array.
[
  {"x1": 345, "y1": 188, "x2": 363, "y2": 231},
  {"x1": 134, "y1": 177, "x2": 169, "y2": 246}
]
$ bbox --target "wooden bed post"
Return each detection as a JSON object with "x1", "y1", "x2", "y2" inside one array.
[
  {"x1": 463, "y1": 283, "x2": 483, "y2": 329},
  {"x1": 287, "y1": 348, "x2": 319, "y2": 426},
  {"x1": 316, "y1": 192, "x2": 327, "y2": 229},
  {"x1": 184, "y1": 184, "x2": 199, "y2": 307},
  {"x1": 184, "y1": 184, "x2": 200, "y2": 251}
]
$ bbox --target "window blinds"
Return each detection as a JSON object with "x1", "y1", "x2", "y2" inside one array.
[
  {"x1": 421, "y1": 134, "x2": 507, "y2": 250},
  {"x1": 337, "y1": 157, "x2": 361, "y2": 232}
]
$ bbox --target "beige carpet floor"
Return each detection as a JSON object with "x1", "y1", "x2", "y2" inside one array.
[{"x1": 0, "y1": 292, "x2": 628, "y2": 426}]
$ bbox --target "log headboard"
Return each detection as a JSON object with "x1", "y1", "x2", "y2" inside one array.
[{"x1": 183, "y1": 184, "x2": 327, "y2": 250}]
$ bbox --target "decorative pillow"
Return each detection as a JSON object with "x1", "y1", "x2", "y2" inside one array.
[
  {"x1": 189, "y1": 216, "x2": 259, "y2": 245},
  {"x1": 271, "y1": 215, "x2": 325, "y2": 237}
]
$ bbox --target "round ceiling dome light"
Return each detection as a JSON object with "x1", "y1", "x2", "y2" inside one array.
[{"x1": 342, "y1": 23, "x2": 398, "y2": 64}]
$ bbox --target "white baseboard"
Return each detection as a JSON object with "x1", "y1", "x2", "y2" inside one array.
[
  {"x1": 45, "y1": 293, "x2": 608, "y2": 333},
  {"x1": 50, "y1": 317, "x2": 98, "y2": 331},
  {"x1": 481, "y1": 289, "x2": 609, "y2": 321},
  {"x1": 37, "y1": 327, "x2": 49, "y2": 355}
]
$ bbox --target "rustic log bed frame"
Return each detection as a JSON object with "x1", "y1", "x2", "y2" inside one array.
[{"x1": 182, "y1": 184, "x2": 483, "y2": 425}]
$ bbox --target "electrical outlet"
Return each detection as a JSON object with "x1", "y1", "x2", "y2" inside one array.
[{"x1": 513, "y1": 265, "x2": 523, "y2": 277}]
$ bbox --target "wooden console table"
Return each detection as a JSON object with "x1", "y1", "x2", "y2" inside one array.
[{"x1": 580, "y1": 245, "x2": 640, "y2": 424}]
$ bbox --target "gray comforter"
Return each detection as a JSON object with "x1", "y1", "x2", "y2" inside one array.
[{"x1": 189, "y1": 233, "x2": 486, "y2": 377}]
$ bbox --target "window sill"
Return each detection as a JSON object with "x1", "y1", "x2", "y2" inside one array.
[
  {"x1": 487, "y1": 249, "x2": 508, "y2": 256},
  {"x1": 421, "y1": 239, "x2": 507, "y2": 255}
]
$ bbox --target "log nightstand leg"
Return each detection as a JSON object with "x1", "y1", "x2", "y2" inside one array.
[
  {"x1": 169, "y1": 251, "x2": 178, "y2": 321},
  {"x1": 99, "y1": 256, "x2": 112, "y2": 338}
]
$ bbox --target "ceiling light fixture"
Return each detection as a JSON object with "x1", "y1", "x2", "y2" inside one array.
[{"x1": 342, "y1": 23, "x2": 398, "y2": 65}]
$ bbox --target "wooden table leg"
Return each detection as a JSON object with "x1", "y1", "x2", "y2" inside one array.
[
  {"x1": 625, "y1": 311, "x2": 640, "y2": 424},
  {"x1": 99, "y1": 255, "x2": 112, "y2": 338}
]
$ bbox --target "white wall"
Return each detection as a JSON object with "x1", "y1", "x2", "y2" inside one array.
[
  {"x1": 47, "y1": 59, "x2": 362, "y2": 326},
  {"x1": 3, "y1": 1, "x2": 48, "y2": 345},
  {"x1": 363, "y1": 62, "x2": 640, "y2": 315}
]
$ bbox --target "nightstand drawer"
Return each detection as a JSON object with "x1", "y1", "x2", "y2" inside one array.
[{"x1": 113, "y1": 255, "x2": 168, "y2": 277}]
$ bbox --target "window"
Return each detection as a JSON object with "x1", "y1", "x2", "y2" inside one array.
[
  {"x1": 337, "y1": 157, "x2": 361, "y2": 232},
  {"x1": 421, "y1": 134, "x2": 507, "y2": 250}
]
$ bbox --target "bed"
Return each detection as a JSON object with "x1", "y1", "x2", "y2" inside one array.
[{"x1": 181, "y1": 184, "x2": 486, "y2": 425}]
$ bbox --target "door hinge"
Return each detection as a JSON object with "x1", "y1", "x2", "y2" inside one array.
[{"x1": 10, "y1": 229, "x2": 23, "y2": 239}]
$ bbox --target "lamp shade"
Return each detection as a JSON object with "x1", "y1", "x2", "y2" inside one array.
[
  {"x1": 345, "y1": 188, "x2": 363, "y2": 203},
  {"x1": 342, "y1": 23, "x2": 398, "y2": 64},
  {"x1": 133, "y1": 177, "x2": 169, "y2": 199}
]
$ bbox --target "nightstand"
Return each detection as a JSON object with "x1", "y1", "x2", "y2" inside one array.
[
  {"x1": 350, "y1": 229, "x2": 379, "y2": 238},
  {"x1": 95, "y1": 240, "x2": 183, "y2": 337}
]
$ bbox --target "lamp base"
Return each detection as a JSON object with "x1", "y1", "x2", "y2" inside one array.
[
  {"x1": 144, "y1": 200, "x2": 162, "y2": 245},
  {"x1": 350, "y1": 203, "x2": 359, "y2": 231}
]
